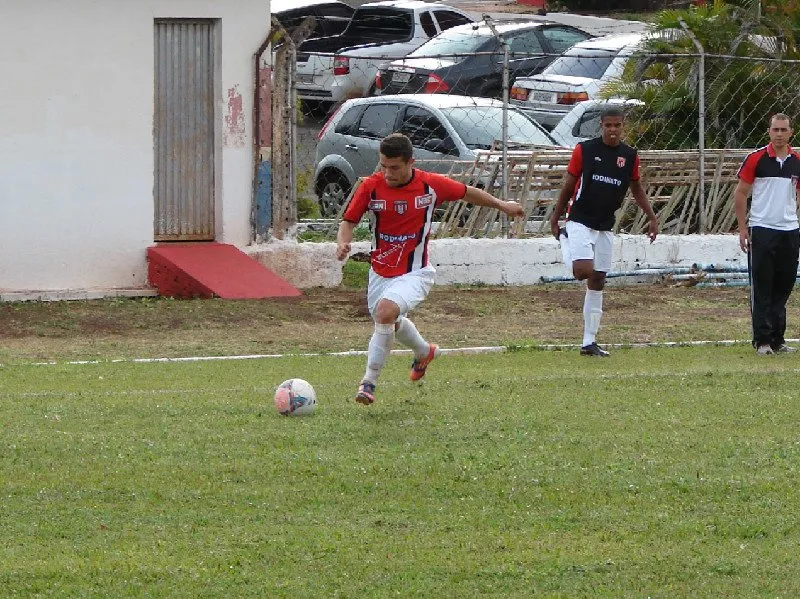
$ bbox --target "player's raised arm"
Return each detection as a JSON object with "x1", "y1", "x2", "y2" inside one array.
[{"x1": 462, "y1": 185, "x2": 525, "y2": 218}]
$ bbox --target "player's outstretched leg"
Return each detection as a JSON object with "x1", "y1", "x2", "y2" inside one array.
[
  {"x1": 355, "y1": 322, "x2": 394, "y2": 405},
  {"x1": 410, "y1": 343, "x2": 439, "y2": 381},
  {"x1": 580, "y1": 287, "x2": 608, "y2": 357},
  {"x1": 394, "y1": 316, "x2": 440, "y2": 381}
]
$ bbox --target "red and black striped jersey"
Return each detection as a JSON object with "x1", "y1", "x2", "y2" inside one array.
[
  {"x1": 738, "y1": 143, "x2": 800, "y2": 231},
  {"x1": 343, "y1": 169, "x2": 466, "y2": 278},
  {"x1": 565, "y1": 138, "x2": 640, "y2": 231}
]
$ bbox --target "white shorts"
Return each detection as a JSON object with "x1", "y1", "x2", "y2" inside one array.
[
  {"x1": 565, "y1": 220, "x2": 614, "y2": 273},
  {"x1": 367, "y1": 265, "x2": 436, "y2": 318}
]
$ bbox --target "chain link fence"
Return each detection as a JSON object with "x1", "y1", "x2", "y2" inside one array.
[
  {"x1": 617, "y1": 53, "x2": 800, "y2": 151},
  {"x1": 279, "y1": 16, "x2": 800, "y2": 236}
]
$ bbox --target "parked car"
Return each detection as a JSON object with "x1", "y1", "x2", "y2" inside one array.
[
  {"x1": 549, "y1": 98, "x2": 645, "y2": 147},
  {"x1": 374, "y1": 19, "x2": 592, "y2": 99},
  {"x1": 296, "y1": 1, "x2": 474, "y2": 111},
  {"x1": 313, "y1": 94, "x2": 558, "y2": 216},
  {"x1": 509, "y1": 32, "x2": 648, "y2": 130},
  {"x1": 271, "y1": 0, "x2": 354, "y2": 40}
]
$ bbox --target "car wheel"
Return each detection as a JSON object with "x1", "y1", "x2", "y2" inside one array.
[{"x1": 316, "y1": 170, "x2": 351, "y2": 217}]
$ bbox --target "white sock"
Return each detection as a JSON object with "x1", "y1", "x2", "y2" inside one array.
[
  {"x1": 364, "y1": 323, "x2": 394, "y2": 383},
  {"x1": 582, "y1": 289, "x2": 603, "y2": 347},
  {"x1": 394, "y1": 317, "x2": 430, "y2": 357}
]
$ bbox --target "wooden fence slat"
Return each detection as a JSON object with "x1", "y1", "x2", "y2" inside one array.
[{"x1": 423, "y1": 148, "x2": 750, "y2": 237}]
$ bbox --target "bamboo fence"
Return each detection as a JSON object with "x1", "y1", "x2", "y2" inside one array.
[
  {"x1": 327, "y1": 148, "x2": 751, "y2": 239},
  {"x1": 423, "y1": 147, "x2": 750, "y2": 238}
]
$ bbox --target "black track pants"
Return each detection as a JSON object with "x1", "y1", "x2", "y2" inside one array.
[{"x1": 749, "y1": 226, "x2": 800, "y2": 348}]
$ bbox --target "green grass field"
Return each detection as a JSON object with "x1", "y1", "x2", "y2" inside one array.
[{"x1": 2, "y1": 346, "x2": 799, "y2": 597}]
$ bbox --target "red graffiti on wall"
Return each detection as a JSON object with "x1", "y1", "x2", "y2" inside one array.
[{"x1": 225, "y1": 86, "x2": 245, "y2": 147}]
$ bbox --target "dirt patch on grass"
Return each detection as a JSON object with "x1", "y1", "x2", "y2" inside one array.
[{"x1": 0, "y1": 282, "x2": 784, "y2": 363}]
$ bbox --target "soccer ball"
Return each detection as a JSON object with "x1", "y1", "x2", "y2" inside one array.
[{"x1": 274, "y1": 378, "x2": 317, "y2": 416}]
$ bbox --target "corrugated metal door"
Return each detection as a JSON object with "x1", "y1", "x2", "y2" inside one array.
[{"x1": 154, "y1": 20, "x2": 216, "y2": 241}]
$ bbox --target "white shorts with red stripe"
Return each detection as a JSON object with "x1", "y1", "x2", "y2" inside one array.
[{"x1": 367, "y1": 265, "x2": 435, "y2": 318}]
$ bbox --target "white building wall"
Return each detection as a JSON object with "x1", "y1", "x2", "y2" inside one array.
[{"x1": 0, "y1": 0, "x2": 268, "y2": 291}]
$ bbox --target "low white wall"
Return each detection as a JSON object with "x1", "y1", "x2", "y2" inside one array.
[{"x1": 246, "y1": 234, "x2": 747, "y2": 288}]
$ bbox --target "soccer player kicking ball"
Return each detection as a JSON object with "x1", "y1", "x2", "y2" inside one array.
[
  {"x1": 336, "y1": 133, "x2": 525, "y2": 405},
  {"x1": 550, "y1": 106, "x2": 658, "y2": 357}
]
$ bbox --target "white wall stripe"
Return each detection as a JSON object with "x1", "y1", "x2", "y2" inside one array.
[{"x1": 3, "y1": 338, "x2": 799, "y2": 369}]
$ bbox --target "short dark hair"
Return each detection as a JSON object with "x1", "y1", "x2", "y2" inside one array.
[
  {"x1": 380, "y1": 133, "x2": 413, "y2": 161},
  {"x1": 771, "y1": 113, "x2": 791, "y2": 127},
  {"x1": 600, "y1": 105, "x2": 625, "y2": 122}
]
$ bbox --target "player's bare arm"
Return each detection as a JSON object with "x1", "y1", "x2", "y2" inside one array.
[
  {"x1": 733, "y1": 180, "x2": 753, "y2": 252},
  {"x1": 336, "y1": 220, "x2": 357, "y2": 261},
  {"x1": 550, "y1": 172, "x2": 579, "y2": 239},
  {"x1": 631, "y1": 179, "x2": 658, "y2": 243},
  {"x1": 462, "y1": 185, "x2": 525, "y2": 218}
]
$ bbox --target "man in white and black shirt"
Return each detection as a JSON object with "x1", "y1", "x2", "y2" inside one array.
[
  {"x1": 550, "y1": 106, "x2": 658, "y2": 357},
  {"x1": 735, "y1": 113, "x2": 800, "y2": 355}
]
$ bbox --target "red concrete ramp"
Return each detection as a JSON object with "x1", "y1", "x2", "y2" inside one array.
[{"x1": 147, "y1": 242, "x2": 301, "y2": 299}]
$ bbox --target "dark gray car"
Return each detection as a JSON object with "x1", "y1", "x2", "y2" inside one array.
[{"x1": 374, "y1": 20, "x2": 591, "y2": 99}]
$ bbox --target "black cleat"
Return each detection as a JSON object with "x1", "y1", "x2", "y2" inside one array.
[{"x1": 580, "y1": 342, "x2": 610, "y2": 357}]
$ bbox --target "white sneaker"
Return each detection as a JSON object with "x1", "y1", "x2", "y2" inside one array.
[
  {"x1": 756, "y1": 344, "x2": 774, "y2": 355},
  {"x1": 774, "y1": 344, "x2": 797, "y2": 353}
]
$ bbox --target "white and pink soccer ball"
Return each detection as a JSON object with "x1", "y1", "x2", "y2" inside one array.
[{"x1": 274, "y1": 378, "x2": 317, "y2": 416}]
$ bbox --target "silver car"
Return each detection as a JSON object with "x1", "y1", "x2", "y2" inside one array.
[
  {"x1": 313, "y1": 94, "x2": 557, "y2": 216},
  {"x1": 549, "y1": 98, "x2": 645, "y2": 148},
  {"x1": 510, "y1": 32, "x2": 646, "y2": 130}
]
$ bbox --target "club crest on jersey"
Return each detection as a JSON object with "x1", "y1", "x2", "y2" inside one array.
[
  {"x1": 394, "y1": 200, "x2": 407, "y2": 214},
  {"x1": 415, "y1": 194, "x2": 433, "y2": 208},
  {"x1": 617, "y1": 157, "x2": 626, "y2": 168},
  {"x1": 369, "y1": 200, "x2": 386, "y2": 211}
]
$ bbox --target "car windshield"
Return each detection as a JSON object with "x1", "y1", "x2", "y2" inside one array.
[
  {"x1": 542, "y1": 48, "x2": 618, "y2": 80},
  {"x1": 409, "y1": 29, "x2": 489, "y2": 60},
  {"x1": 440, "y1": 106, "x2": 554, "y2": 150}
]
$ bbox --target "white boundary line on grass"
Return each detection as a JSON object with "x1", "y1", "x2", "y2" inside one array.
[{"x1": 5, "y1": 338, "x2": 798, "y2": 368}]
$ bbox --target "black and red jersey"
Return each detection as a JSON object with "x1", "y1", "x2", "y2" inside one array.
[
  {"x1": 565, "y1": 137, "x2": 640, "y2": 231},
  {"x1": 342, "y1": 169, "x2": 466, "y2": 278},
  {"x1": 737, "y1": 143, "x2": 800, "y2": 231}
]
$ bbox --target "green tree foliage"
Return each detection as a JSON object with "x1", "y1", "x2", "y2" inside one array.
[{"x1": 603, "y1": 0, "x2": 800, "y2": 150}]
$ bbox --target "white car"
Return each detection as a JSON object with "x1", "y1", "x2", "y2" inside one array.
[
  {"x1": 510, "y1": 32, "x2": 647, "y2": 130},
  {"x1": 549, "y1": 98, "x2": 645, "y2": 148}
]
